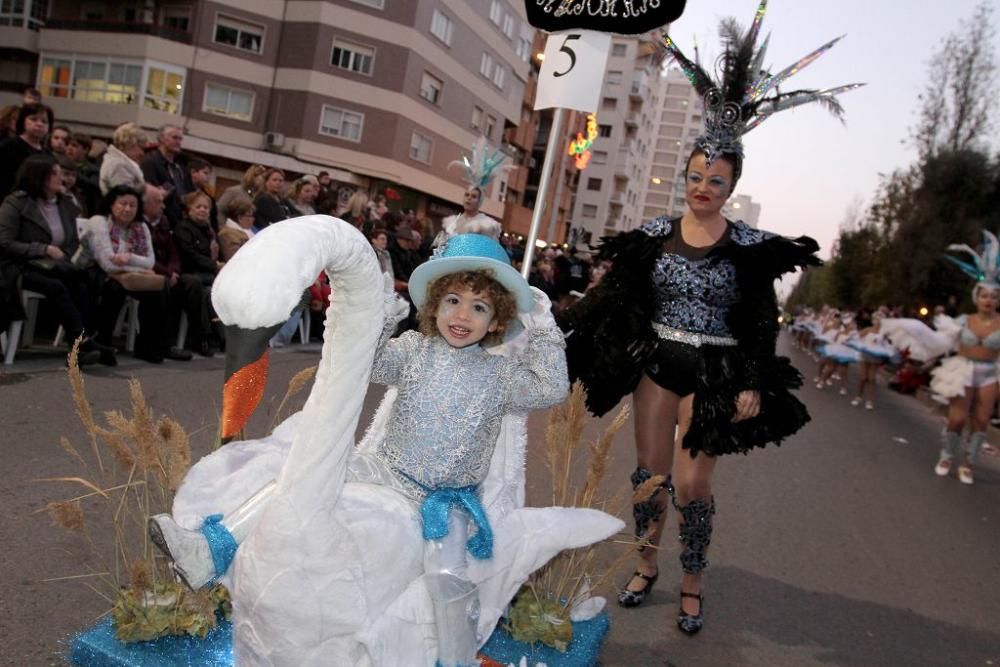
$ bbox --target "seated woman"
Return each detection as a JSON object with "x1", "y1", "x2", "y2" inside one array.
[
  {"x1": 174, "y1": 191, "x2": 223, "y2": 286},
  {"x1": 84, "y1": 185, "x2": 174, "y2": 364},
  {"x1": 0, "y1": 154, "x2": 105, "y2": 364}
]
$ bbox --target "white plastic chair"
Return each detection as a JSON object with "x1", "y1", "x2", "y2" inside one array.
[{"x1": 3, "y1": 289, "x2": 47, "y2": 365}]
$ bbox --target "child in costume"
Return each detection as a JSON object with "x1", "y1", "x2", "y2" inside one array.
[{"x1": 149, "y1": 220, "x2": 621, "y2": 667}]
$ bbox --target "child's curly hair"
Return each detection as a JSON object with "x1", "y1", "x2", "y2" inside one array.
[{"x1": 418, "y1": 270, "x2": 519, "y2": 345}]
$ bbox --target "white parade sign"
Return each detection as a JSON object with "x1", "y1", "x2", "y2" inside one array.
[{"x1": 533, "y1": 30, "x2": 612, "y2": 113}]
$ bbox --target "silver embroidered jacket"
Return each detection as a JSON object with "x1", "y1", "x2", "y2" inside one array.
[{"x1": 370, "y1": 327, "x2": 568, "y2": 490}]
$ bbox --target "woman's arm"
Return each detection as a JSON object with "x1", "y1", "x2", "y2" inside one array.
[
  {"x1": 87, "y1": 217, "x2": 124, "y2": 273},
  {"x1": 124, "y1": 223, "x2": 155, "y2": 271},
  {"x1": 0, "y1": 198, "x2": 48, "y2": 259},
  {"x1": 174, "y1": 223, "x2": 218, "y2": 274}
]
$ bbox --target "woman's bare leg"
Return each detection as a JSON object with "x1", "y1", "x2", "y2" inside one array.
[{"x1": 624, "y1": 374, "x2": 680, "y2": 593}]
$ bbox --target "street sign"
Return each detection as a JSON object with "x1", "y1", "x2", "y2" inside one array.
[
  {"x1": 534, "y1": 30, "x2": 612, "y2": 112},
  {"x1": 524, "y1": 0, "x2": 686, "y2": 34}
]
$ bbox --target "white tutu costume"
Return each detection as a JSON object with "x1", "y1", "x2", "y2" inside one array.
[{"x1": 169, "y1": 217, "x2": 623, "y2": 666}]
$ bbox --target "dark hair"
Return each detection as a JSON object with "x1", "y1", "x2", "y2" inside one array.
[
  {"x1": 318, "y1": 170, "x2": 329, "y2": 177},
  {"x1": 14, "y1": 154, "x2": 59, "y2": 199},
  {"x1": 99, "y1": 185, "x2": 143, "y2": 217},
  {"x1": 51, "y1": 124, "x2": 71, "y2": 136},
  {"x1": 188, "y1": 157, "x2": 211, "y2": 173},
  {"x1": 56, "y1": 155, "x2": 77, "y2": 173},
  {"x1": 15, "y1": 103, "x2": 53, "y2": 135},
  {"x1": 69, "y1": 132, "x2": 93, "y2": 150},
  {"x1": 684, "y1": 148, "x2": 742, "y2": 191},
  {"x1": 23, "y1": 87, "x2": 41, "y2": 98},
  {"x1": 417, "y1": 270, "x2": 518, "y2": 346}
]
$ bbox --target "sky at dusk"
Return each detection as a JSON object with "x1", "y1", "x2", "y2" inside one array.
[{"x1": 665, "y1": 0, "x2": 996, "y2": 263}]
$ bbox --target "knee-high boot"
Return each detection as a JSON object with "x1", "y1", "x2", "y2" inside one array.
[
  {"x1": 670, "y1": 491, "x2": 715, "y2": 634},
  {"x1": 629, "y1": 467, "x2": 670, "y2": 550},
  {"x1": 149, "y1": 480, "x2": 277, "y2": 590},
  {"x1": 965, "y1": 431, "x2": 987, "y2": 465},
  {"x1": 940, "y1": 430, "x2": 962, "y2": 461}
]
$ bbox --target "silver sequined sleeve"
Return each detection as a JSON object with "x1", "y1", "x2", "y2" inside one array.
[
  {"x1": 506, "y1": 326, "x2": 569, "y2": 410},
  {"x1": 371, "y1": 329, "x2": 421, "y2": 386}
]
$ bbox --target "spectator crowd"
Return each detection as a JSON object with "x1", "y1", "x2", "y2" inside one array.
[{"x1": 0, "y1": 87, "x2": 603, "y2": 367}]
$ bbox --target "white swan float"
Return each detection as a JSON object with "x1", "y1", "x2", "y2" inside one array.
[{"x1": 168, "y1": 216, "x2": 624, "y2": 666}]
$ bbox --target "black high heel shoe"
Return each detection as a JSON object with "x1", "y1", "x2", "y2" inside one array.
[
  {"x1": 617, "y1": 569, "x2": 658, "y2": 608},
  {"x1": 677, "y1": 591, "x2": 704, "y2": 635}
]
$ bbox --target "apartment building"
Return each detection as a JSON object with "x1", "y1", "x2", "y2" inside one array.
[
  {"x1": 723, "y1": 193, "x2": 760, "y2": 228},
  {"x1": 568, "y1": 36, "x2": 662, "y2": 243},
  {"x1": 0, "y1": 0, "x2": 534, "y2": 220}
]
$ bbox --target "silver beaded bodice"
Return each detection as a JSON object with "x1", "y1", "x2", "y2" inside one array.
[
  {"x1": 370, "y1": 328, "x2": 567, "y2": 491},
  {"x1": 642, "y1": 217, "x2": 773, "y2": 338}
]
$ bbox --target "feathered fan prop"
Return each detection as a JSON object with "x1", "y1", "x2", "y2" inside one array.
[
  {"x1": 448, "y1": 137, "x2": 513, "y2": 191},
  {"x1": 945, "y1": 230, "x2": 1000, "y2": 290},
  {"x1": 661, "y1": 0, "x2": 864, "y2": 178}
]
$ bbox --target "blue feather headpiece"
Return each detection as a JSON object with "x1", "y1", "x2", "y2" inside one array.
[
  {"x1": 945, "y1": 230, "x2": 1000, "y2": 290},
  {"x1": 449, "y1": 137, "x2": 512, "y2": 191}
]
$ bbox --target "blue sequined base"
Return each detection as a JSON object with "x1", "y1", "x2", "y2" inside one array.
[
  {"x1": 479, "y1": 612, "x2": 609, "y2": 667},
  {"x1": 69, "y1": 612, "x2": 608, "y2": 667},
  {"x1": 69, "y1": 617, "x2": 234, "y2": 667}
]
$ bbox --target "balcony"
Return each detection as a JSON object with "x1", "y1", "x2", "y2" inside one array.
[
  {"x1": 624, "y1": 111, "x2": 639, "y2": 129},
  {"x1": 629, "y1": 71, "x2": 649, "y2": 101},
  {"x1": 44, "y1": 18, "x2": 192, "y2": 44}
]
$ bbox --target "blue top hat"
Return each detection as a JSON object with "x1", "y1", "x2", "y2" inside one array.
[{"x1": 408, "y1": 234, "x2": 533, "y2": 313}]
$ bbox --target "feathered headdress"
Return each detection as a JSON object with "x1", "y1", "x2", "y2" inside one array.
[
  {"x1": 662, "y1": 0, "x2": 864, "y2": 180},
  {"x1": 448, "y1": 136, "x2": 513, "y2": 191},
  {"x1": 945, "y1": 230, "x2": 1000, "y2": 290}
]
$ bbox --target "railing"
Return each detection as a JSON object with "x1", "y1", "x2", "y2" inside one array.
[{"x1": 43, "y1": 18, "x2": 193, "y2": 44}]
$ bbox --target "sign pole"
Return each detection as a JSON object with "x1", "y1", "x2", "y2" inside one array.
[{"x1": 521, "y1": 107, "x2": 566, "y2": 279}]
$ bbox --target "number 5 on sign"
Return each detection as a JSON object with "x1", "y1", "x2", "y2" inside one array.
[{"x1": 534, "y1": 30, "x2": 612, "y2": 113}]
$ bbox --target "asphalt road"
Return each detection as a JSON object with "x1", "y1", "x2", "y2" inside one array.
[{"x1": 1, "y1": 336, "x2": 998, "y2": 666}]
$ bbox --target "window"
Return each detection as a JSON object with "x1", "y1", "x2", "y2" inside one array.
[
  {"x1": 502, "y1": 14, "x2": 515, "y2": 38},
  {"x1": 471, "y1": 106, "x2": 483, "y2": 129},
  {"x1": 598, "y1": 124, "x2": 612, "y2": 138},
  {"x1": 611, "y1": 43, "x2": 627, "y2": 57},
  {"x1": 489, "y1": 1, "x2": 502, "y2": 24},
  {"x1": 581, "y1": 204, "x2": 598, "y2": 218},
  {"x1": 409, "y1": 132, "x2": 433, "y2": 163},
  {"x1": 485, "y1": 114, "x2": 497, "y2": 139},
  {"x1": 319, "y1": 105, "x2": 364, "y2": 141},
  {"x1": 480, "y1": 53, "x2": 494, "y2": 78},
  {"x1": 161, "y1": 6, "x2": 191, "y2": 32},
  {"x1": 332, "y1": 38, "x2": 375, "y2": 75},
  {"x1": 419, "y1": 72, "x2": 443, "y2": 105},
  {"x1": 347, "y1": 0, "x2": 385, "y2": 7},
  {"x1": 203, "y1": 83, "x2": 254, "y2": 121},
  {"x1": 606, "y1": 70, "x2": 622, "y2": 86},
  {"x1": 592, "y1": 150, "x2": 607, "y2": 165},
  {"x1": 516, "y1": 37, "x2": 532, "y2": 62},
  {"x1": 601, "y1": 96, "x2": 616, "y2": 111},
  {"x1": 38, "y1": 54, "x2": 179, "y2": 110},
  {"x1": 491, "y1": 64, "x2": 505, "y2": 89},
  {"x1": 431, "y1": 9, "x2": 452, "y2": 46},
  {"x1": 214, "y1": 15, "x2": 264, "y2": 54},
  {"x1": 144, "y1": 64, "x2": 185, "y2": 113},
  {"x1": 586, "y1": 178, "x2": 602, "y2": 192},
  {"x1": 0, "y1": 0, "x2": 47, "y2": 28}
]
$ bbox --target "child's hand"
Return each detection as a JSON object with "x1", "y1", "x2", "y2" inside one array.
[{"x1": 519, "y1": 287, "x2": 556, "y2": 330}]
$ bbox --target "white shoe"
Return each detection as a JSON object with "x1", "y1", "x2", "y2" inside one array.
[
  {"x1": 826, "y1": 378, "x2": 834, "y2": 386},
  {"x1": 149, "y1": 514, "x2": 217, "y2": 590},
  {"x1": 958, "y1": 465, "x2": 974, "y2": 485},
  {"x1": 934, "y1": 458, "x2": 952, "y2": 477},
  {"x1": 850, "y1": 397, "x2": 862, "y2": 407},
  {"x1": 816, "y1": 382, "x2": 824, "y2": 390},
  {"x1": 865, "y1": 401, "x2": 874, "y2": 410},
  {"x1": 839, "y1": 387, "x2": 848, "y2": 396}
]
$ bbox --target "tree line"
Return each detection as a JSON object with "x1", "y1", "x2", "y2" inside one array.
[{"x1": 787, "y1": 3, "x2": 999, "y2": 313}]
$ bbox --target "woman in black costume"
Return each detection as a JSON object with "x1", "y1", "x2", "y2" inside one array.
[{"x1": 559, "y1": 2, "x2": 861, "y2": 634}]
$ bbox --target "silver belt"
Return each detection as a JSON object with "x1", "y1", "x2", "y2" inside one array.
[{"x1": 652, "y1": 322, "x2": 738, "y2": 348}]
